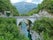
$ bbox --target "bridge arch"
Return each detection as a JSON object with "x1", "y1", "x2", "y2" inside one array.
[
  {"x1": 16, "y1": 18, "x2": 36, "y2": 26},
  {"x1": 18, "y1": 19, "x2": 32, "y2": 26}
]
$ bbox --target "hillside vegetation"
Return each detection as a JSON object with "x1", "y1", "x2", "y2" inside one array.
[
  {"x1": 27, "y1": 0, "x2": 53, "y2": 16},
  {"x1": 0, "y1": 0, "x2": 19, "y2": 16},
  {"x1": 0, "y1": 18, "x2": 29, "y2": 40},
  {"x1": 32, "y1": 17, "x2": 53, "y2": 40}
]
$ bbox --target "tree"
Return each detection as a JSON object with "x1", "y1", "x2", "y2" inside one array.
[
  {"x1": 0, "y1": 0, "x2": 19, "y2": 16},
  {"x1": 32, "y1": 17, "x2": 53, "y2": 40},
  {"x1": 0, "y1": 18, "x2": 29, "y2": 40},
  {"x1": 27, "y1": 0, "x2": 53, "y2": 16}
]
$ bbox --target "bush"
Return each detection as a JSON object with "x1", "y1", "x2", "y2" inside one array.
[
  {"x1": 0, "y1": 17, "x2": 29, "y2": 40},
  {"x1": 32, "y1": 17, "x2": 53, "y2": 40}
]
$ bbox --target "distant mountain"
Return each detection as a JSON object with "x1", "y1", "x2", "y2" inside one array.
[{"x1": 14, "y1": 2, "x2": 37, "y2": 14}]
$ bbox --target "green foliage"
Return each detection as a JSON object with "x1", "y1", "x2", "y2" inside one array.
[
  {"x1": 39, "y1": 0, "x2": 53, "y2": 14},
  {"x1": 26, "y1": 8, "x2": 38, "y2": 16},
  {"x1": 32, "y1": 17, "x2": 53, "y2": 40},
  {"x1": 38, "y1": 0, "x2": 53, "y2": 14},
  {"x1": 0, "y1": 0, "x2": 19, "y2": 16},
  {"x1": 27, "y1": 0, "x2": 53, "y2": 16},
  {"x1": 0, "y1": 18, "x2": 29, "y2": 40}
]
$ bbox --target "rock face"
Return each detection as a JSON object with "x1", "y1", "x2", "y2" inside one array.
[
  {"x1": 32, "y1": 10, "x2": 53, "y2": 18},
  {"x1": 30, "y1": 30, "x2": 42, "y2": 40},
  {"x1": 38, "y1": 10, "x2": 53, "y2": 18},
  {"x1": 0, "y1": 11, "x2": 11, "y2": 17}
]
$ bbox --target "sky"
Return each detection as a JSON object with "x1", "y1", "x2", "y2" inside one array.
[{"x1": 10, "y1": 0, "x2": 43, "y2": 4}]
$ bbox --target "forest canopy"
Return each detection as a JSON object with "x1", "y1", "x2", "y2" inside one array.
[
  {"x1": 0, "y1": 0, "x2": 19, "y2": 16},
  {"x1": 0, "y1": 18, "x2": 29, "y2": 40}
]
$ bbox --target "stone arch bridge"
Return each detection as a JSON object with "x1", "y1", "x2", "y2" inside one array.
[
  {"x1": 15, "y1": 16, "x2": 40, "y2": 26},
  {"x1": 0, "y1": 15, "x2": 40, "y2": 25}
]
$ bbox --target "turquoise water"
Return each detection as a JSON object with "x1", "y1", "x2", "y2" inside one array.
[
  {"x1": 18, "y1": 20, "x2": 41, "y2": 40},
  {"x1": 21, "y1": 21, "x2": 28, "y2": 37}
]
